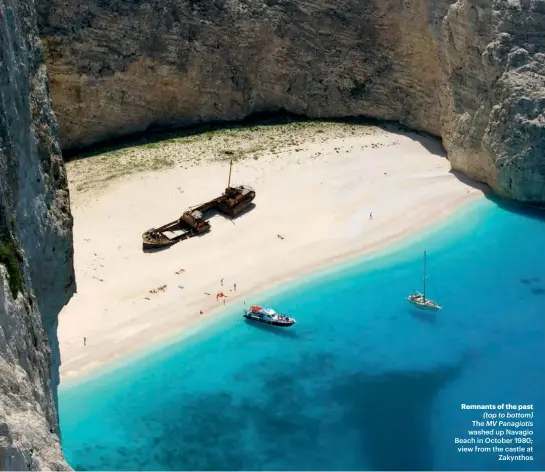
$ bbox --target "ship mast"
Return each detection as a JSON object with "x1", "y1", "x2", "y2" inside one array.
[
  {"x1": 423, "y1": 251, "x2": 427, "y2": 301},
  {"x1": 227, "y1": 159, "x2": 233, "y2": 189}
]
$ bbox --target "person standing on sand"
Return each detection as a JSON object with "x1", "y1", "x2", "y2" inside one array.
[
  {"x1": 84, "y1": 337, "x2": 86, "y2": 346},
  {"x1": 370, "y1": 212, "x2": 373, "y2": 220},
  {"x1": 234, "y1": 283, "x2": 237, "y2": 291},
  {"x1": 200, "y1": 310, "x2": 203, "y2": 315},
  {"x1": 221, "y1": 278, "x2": 224, "y2": 286}
]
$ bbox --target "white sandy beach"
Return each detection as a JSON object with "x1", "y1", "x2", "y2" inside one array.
[{"x1": 59, "y1": 122, "x2": 485, "y2": 380}]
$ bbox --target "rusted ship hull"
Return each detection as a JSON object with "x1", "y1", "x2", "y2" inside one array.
[
  {"x1": 142, "y1": 161, "x2": 255, "y2": 251},
  {"x1": 142, "y1": 234, "x2": 179, "y2": 250},
  {"x1": 142, "y1": 209, "x2": 212, "y2": 250},
  {"x1": 217, "y1": 186, "x2": 256, "y2": 217}
]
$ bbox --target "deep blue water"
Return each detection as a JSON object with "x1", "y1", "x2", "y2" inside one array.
[{"x1": 59, "y1": 198, "x2": 545, "y2": 471}]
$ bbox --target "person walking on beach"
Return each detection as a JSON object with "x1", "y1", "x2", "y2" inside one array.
[
  {"x1": 234, "y1": 283, "x2": 237, "y2": 291},
  {"x1": 370, "y1": 212, "x2": 373, "y2": 220},
  {"x1": 83, "y1": 337, "x2": 86, "y2": 346},
  {"x1": 221, "y1": 278, "x2": 224, "y2": 286}
]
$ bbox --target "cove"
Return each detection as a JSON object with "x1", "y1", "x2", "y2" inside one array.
[{"x1": 59, "y1": 198, "x2": 545, "y2": 471}]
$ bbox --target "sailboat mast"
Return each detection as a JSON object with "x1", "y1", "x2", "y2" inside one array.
[
  {"x1": 227, "y1": 159, "x2": 233, "y2": 189},
  {"x1": 423, "y1": 251, "x2": 427, "y2": 301}
]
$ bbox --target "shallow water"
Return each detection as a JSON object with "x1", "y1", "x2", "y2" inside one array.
[{"x1": 59, "y1": 198, "x2": 545, "y2": 470}]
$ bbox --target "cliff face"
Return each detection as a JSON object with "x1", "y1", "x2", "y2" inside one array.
[
  {"x1": 438, "y1": 0, "x2": 545, "y2": 203},
  {"x1": 36, "y1": 0, "x2": 447, "y2": 142},
  {"x1": 0, "y1": 0, "x2": 74, "y2": 469},
  {"x1": 36, "y1": 0, "x2": 545, "y2": 203}
]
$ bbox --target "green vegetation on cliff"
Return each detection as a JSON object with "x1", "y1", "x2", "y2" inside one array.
[{"x1": 0, "y1": 239, "x2": 24, "y2": 298}]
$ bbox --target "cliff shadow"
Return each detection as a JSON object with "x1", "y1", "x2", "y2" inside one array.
[
  {"x1": 379, "y1": 121, "x2": 447, "y2": 159},
  {"x1": 448, "y1": 169, "x2": 493, "y2": 197},
  {"x1": 62, "y1": 110, "x2": 316, "y2": 161},
  {"x1": 61, "y1": 111, "x2": 432, "y2": 162},
  {"x1": 449, "y1": 169, "x2": 545, "y2": 223},
  {"x1": 485, "y1": 195, "x2": 545, "y2": 223}
]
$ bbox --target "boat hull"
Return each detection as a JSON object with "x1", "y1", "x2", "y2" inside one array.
[
  {"x1": 217, "y1": 199, "x2": 254, "y2": 218},
  {"x1": 217, "y1": 186, "x2": 256, "y2": 217},
  {"x1": 407, "y1": 298, "x2": 442, "y2": 311},
  {"x1": 142, "y1": 236, "x2": 179, "y2": 250},
  {"x1": 243, "y1": 314, "x2": 295, "y2": 327}
]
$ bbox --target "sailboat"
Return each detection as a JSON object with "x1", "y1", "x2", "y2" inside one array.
[{"x1": 407, "y1": 251, "x2": 442, "y2": 311}]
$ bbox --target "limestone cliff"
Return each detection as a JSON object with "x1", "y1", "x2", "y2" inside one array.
[
  {"x1": 0, "y1": 0, "x2": 74, "y2": 469},
  {"x1": 438, "y1": 0, "x2": 545, "y2": 203},
  {"x1": 36, "y1": 0, "x2": 545, "y2": 203}
]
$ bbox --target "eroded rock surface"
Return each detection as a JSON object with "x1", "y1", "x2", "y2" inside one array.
[
  {"x1": 0, "y1": 0, "x2": 75, "y2": 469},
  {"x1": 37, "y1": 0, "x2": 545, "y2": 203},
  {"x1": 438, "y1": 0, "x2": 545, "y2": 202}
]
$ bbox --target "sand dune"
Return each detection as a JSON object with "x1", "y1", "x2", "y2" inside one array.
[{"x1": 59, "y1": 123, "x2": 484, "y2": 380}]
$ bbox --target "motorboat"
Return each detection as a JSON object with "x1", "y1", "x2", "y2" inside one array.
[{"x1": 243, "y1": 306, "x2": 296, "y2": 327}]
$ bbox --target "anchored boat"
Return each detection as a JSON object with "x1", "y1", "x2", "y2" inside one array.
[
  {"x1": 407, "y1": 251, "x2": 442, "y2": 311},
  {"x1": 243, "y1": 306, "x2": 296, "y2": 327}
]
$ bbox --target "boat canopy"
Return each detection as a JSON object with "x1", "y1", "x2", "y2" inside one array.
[{"x1": 250, "y1": 305, "x2": 262, "y2": 311}]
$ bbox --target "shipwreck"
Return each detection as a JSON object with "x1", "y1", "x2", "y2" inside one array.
[{"x1": 142, "y1": 160, "x2": 256, "y2": 250}]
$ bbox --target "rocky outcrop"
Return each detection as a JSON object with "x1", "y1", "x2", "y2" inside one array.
[
  {"x1": 438, "y1": 0, "x2": 545, "y2": 203},
  {"x1": 36, "y1": 0, "x2": 544, "y2": 203},
  {"x1": 0, "y1": 0, "x2": 75, "y2": 469}
]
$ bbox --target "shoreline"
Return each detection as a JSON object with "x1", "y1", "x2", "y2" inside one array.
[
  {"x1": 59, "y1": 195, "x2": 487, "y2": 390},
  {"x1": 59, "y1": 122, "x2": 486, "y2": 383}
]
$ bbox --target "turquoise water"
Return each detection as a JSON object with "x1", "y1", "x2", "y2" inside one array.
[{"x1": 59, "y1": 198, "x2": 545, "y2": 471}]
